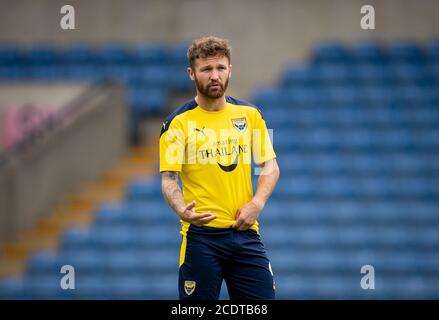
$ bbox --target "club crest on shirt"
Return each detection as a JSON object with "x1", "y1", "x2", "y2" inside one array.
[
  {"x1": 184, "y1": 280, "x2": 196, "y2": 295},
  {"x1": 231, "y1": 117, "x2": 247, "y2": 133}
]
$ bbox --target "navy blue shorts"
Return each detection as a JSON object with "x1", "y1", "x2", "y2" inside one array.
[{"x1": 178, "y1": 225, "x2": 275, "y2": 300}]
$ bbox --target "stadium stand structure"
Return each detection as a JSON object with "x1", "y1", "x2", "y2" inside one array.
[
  {"x1": 0, "y1": 42, "x2": 192, "y2": 143},
  {"x1": 1, "y1": 40, "x2": 439, "y2": 299}
]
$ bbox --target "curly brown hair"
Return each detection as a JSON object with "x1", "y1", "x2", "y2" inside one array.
[{"x1": 187, "y1": 36, "x2": 232, "y2": 69}]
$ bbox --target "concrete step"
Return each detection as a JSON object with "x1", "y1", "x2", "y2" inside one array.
[{"x1": 0, "y1": 144, "x2": 158, "y2": 280}]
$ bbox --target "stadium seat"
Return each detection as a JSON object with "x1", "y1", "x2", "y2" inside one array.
[
  {"x1": 73, "y1": 276, "x2": 112, "y2": 299},
  {"x1": 26, "y1": 251, "x2": 63, "y2": 276},
  {"x1": 96, "y1": 44, "x2": 132, "y2": 64},
  {"x1": 61, "y1": 227, "x2": 92, "y2": 252},
  {"x1": 132, "y1": 43, "x2": 168, "y2": 65},
  {"x1": 0, "y1": 45, "x2": 22, "y2": 65},
  {"x1": 280, "y1": 65, "x2": 317, "y2": 87},
  {"x1": 350, "y1": 41, "x2": 387, "y2": 64},
  {"x1": 125, "y1": 178, "x2": 163, "y2": 200},
  {"x1": 385, "y1": 41, "x2": 426, "y2": 64},
  {"x1": 61, "y1": 250, "x2": 106, "y2": 275},
  {"x1": 311, "y1": 41, "x2": 349, "y2": 64},
  {"x1": 0, "y1": 278, "x2": 29, "y2": 300}
]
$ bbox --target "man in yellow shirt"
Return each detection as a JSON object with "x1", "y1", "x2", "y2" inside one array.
[{"x1": 160, "y1": 36, "x2": 280, "y2": 300}]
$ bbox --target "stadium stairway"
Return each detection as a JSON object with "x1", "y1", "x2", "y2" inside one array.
[{"x1": 0, "y1": 138, "x2": 159, "y2": 282}]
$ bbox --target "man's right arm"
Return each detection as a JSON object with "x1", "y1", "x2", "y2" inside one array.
[{"x1": 161, "y1": 171, "x2": 217, "y2": 226}]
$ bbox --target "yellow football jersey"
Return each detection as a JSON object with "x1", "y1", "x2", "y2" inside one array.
[{"x1": 159, "y1": 96, "x2": 276, "y2": 235}]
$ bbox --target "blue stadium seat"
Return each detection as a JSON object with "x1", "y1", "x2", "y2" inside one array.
[
  {"x1": 105, "y1": 251, "x2": 149, "y2": 274},
  {"x1": 427, "y1": 40, "x2": 439, "y2": 62},
  {"x1": 325, "y1": 86, "x2": 361, "y2": 106},
  {"x1": 288, "y1": 88, "x2": 328, "y2": 107},
  {"x1": 143, "y1": 274, "x2": 179, "y2": 299},
  {"x1": 351, "y1": 177, "x2": 393, "y2": 198},
  {"x1": 401, "y1": 107, "x2": 439, "y2": 126},
  {"x1": 128, "y1": 65, "x2": 171, "y2": 88},
  {"x1": 252, "y1": 87, "x2": 290, "y2": 109},
  {"x1": 364, "y1": 108, "x2": 401, "y2": 127},
  {"x1": 362, "y1": 86, "x2": 396, "y2": 105},
  {"x1": 431, "y1": 62, "x2": 439, "y2": 82},
  {"x1": 315, "y1": 64, "x2": 352, "y2": 85},
  {"x1": 94, "y1": 202, "x2": 126, "y2": 227},
  {"x1": 27, "y1": 274, "x2": 73, "y2": 300},
  {"x1": 105, "y1": 249, "x2": 177, "y2": 275},
  {"x1": 168, "y1": 67, "x2": 193, "y2": 91},
  {"x1": 61, "y1": 250, "x2": 106, "y2": 275},
  {"x1": 397, "y1": 86, "x2": 438, "y2": 105},
  {"x1": 64, "y1": 64, "x2": 102, "y2": 80},
  {"x1": 392, "y1": 63, "x2": 434, "y2": 86},
  {"x1": 311, "y1": 41, "x2": 349, "y2": 64},
  {"x1": 136, "y1": 225, "x2": 181, "y2": 248},
  {"x1": 413, "y1": 129, "x2": 439, "y2": 149},
  {"x1": 132, "y1": 43, "x2": 168, "y2": 65},
  {"x1": 274, "y1": 176, "x2": 315, "y2": 198},
  {"x1": 168, "y1": 41, "x2": 191, "y2": 65},
  {"x1": 26, "y1": 251, "x2": 63, "y2": 276},
  {"x1": 101, "y1": 65, "x2": 132, "y2": 83},
  {"x1": 124, "y1": 201, "x2": 175, "y2": 225},
  {"x1": 280, "y1": 65, "x2": 317, "y2": 87},
  {"x1": 91, "y1": 226, "x2": 138, "y2": 249},
  {"x1": 125, "y1": 178, "x2": 163, "y2": 200},
  {"x1": 350, "y1": 41, "x2": 387, "y2": 64},
  {"x1": 109, "y1": 275, "x2": 149, "y2": 299},
  {"x1": 62, "y1": 44, "x2": 97, "y2": 64},
  {"x1": 0, "y1": 65, "x2": 31, "y2": 80},
  {"x1": 61, "y1": 227, "x2": 92, "y2": 252},
  {"x1": 129, "y1": 86, "x2": 169, "y2": 114},
  {"x1": 314, "y1": 176, "x2": 354, "y2": 198},
  {"x1": 0, "y1": 278, "x2": 29, "y2": 300},
  {"x1": 328, "y1": 108, "x2": 367, "y2": 126},
  {"x1": 73, "y1": 276, "x2": 112, "y2": 299},
  {"x1": 263, "y1": 109, "x2": 291, "y2": 127},
  {"x1": 0, "y1": 45, "x2": 22, "y2": 65},
  {"x1": 354, "y1": 64, "x2": 395, "y2": 85},
  {"x1": 386, "y1": 41, "x2": 426, "y2": 64},
  {"x1": 97, "y1": 44, "x2": 132, "y2": 64},
  {"x1": 285, "y1": 107, "x2": 329, "y2": 125},
  {"x1": 27, "y1": 45, "x2": 59, "y2": 65}
]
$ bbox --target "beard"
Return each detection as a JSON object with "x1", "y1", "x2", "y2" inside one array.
[{"x1": 194, "y1": 74, "x2": 230, "y2": 99}]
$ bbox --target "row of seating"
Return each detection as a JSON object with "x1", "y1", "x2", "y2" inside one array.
[
  {"x1": 1, "y1": 41, "x2": 438, "y2": 66},
  {"x1": 3, "y1": 273, "x2": 439, "y2": 300},
  {"x1": 280, "y1": 63, "x2": 439, "y2": 87},
  {"x1": 92, "y1": 199, "x2": 439, "y2": 225},
  {"x1": 0, "y1": 43, "x2": 194, "y2": 140},
  {"x1": 23, "y1": 247, "x2": 439, "y2": 280},
  {"x1": 0, "y1": 274, "x2": 179, "y2": 300},
  {"x1": 264, "y1": 107, "x2": 439, "y2": 127},
  {"x1": 254, "y1": 87, "x2": 439, "y2": 108},
  {"x1": 311, "y1": 40, "x2": 439, "y2": 64},
  {"x1": 0, "y1": 43, "x2": 188, "y2": 65}
]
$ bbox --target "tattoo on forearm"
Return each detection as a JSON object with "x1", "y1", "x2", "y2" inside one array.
[
  {"x1": 162, "y1": 171, "x2": 178, "y2": 181},
  {"x1": 162, "y1": 171, "x2": 185, "y2": 214}
]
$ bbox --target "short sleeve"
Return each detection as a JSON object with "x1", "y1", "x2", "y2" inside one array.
[
  {"x1": 252, "y1": 109, "x2": 276, "y2": 165},
  {"x1": 159, "y1": 118, "x2": 185, "y2": 172}
]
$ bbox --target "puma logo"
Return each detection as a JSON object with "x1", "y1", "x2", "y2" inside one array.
[{"x1": 194, "y1": 126, "x2": 206, "y2": 137}]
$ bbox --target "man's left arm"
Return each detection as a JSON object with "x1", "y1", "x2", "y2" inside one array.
[{"x1": 232, "y1": 158, "x2": 280, "y2": 231}]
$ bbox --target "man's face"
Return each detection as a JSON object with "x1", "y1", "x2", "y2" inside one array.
[{"x1": 188, "y1": 55, "x2": 231, "y2": 99}]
